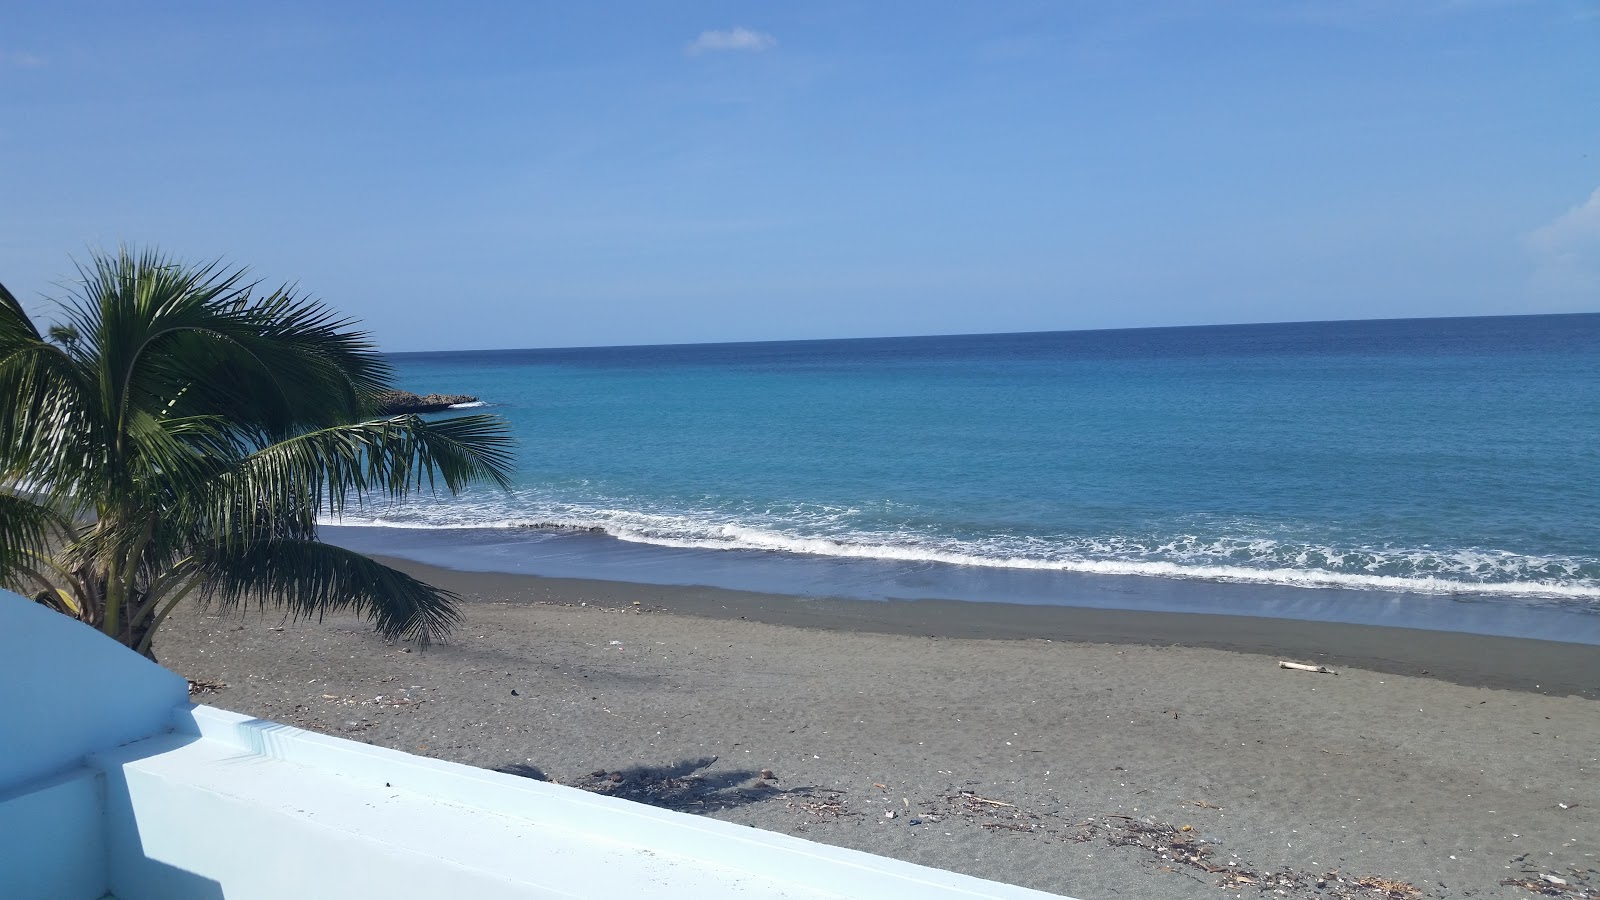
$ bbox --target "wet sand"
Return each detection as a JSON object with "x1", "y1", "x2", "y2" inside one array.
[{"x1": 157, "y1": 559, "x2": 1600, "y2": 899}]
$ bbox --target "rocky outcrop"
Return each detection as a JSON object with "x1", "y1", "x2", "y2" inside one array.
[{"x1": 375, "y1": 390, "x2": 480, "y2": 414}]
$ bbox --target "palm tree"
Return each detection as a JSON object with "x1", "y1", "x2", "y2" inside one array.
[
  {"x1": 46, "y1": 322, "x2": 81, "y2": 352},
  {"x1": 0, "y1": 248, "x2": 514, "y2": 658}
]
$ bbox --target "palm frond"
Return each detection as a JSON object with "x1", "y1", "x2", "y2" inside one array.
[
  {"x1": 0, "y1": 282, "x2": 100, "y2": 505},
  {"x1": 120, "y1": 409, "x2": 234, "y2": 491},
  {"x1": 0, "y1": 487, "x2": 62, "y2": 589},
  {"x1": 214, "y1": 413, "x2": 515, "y2": 523},
  {"x1": 194, "y1": 538, "x2": 461, "y2": 646},
  {"x1": 0, "y1": 278, "x2": 44, "y2": 344},
  {"x1": 60, "y1": 248, "x2": 391, "y2": 439}
]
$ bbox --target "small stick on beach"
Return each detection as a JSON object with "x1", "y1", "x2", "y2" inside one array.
[{"x1": 958, "y1": 792, "x2": 1016, "y2": 808}]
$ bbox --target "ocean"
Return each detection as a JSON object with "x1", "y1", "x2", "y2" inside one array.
[{"x1": 326, "y1": 314, "x2": 1600, "y2": 643}]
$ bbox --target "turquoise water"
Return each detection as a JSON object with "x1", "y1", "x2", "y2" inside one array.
[{"x1": 332, "y1": 314, "x2": 1600, "y2": 632}]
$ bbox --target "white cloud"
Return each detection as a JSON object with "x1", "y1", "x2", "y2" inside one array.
[
  {"x1": 686, "y1": 27, "x2": 776, "y2": 56},
  {"x1": 1528, "y1": 187, "x2": 1600, "y2": 296},
  {"x1": 1, "y1": 50, "x2": 46, "y2": 68}
]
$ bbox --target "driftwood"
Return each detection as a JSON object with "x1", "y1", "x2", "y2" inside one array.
[{"x1": 1279, "y1": 660, "x2": 1335, "y2": 674}]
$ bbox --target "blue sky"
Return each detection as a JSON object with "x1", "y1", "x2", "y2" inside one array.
[{"x1": 3, "y1": 2, "x2": 1597, "y2": 350}]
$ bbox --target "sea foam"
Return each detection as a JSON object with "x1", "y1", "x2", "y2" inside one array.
[{"x1": 324, "y1": 502, "x2": 1600, "y2": 603}]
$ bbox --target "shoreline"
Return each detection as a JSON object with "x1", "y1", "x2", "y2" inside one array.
[
  {"x1": 370, "y1": 555, "x2": 1600, "y2": 699},
  {"x1": 324, "y1": 524, "x2": 1600, "y2": 647}
]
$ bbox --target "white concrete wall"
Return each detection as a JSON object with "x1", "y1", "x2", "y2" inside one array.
[
  {"x1": 0, "y1": 589, "x2": 188, "y2": 900},
  {"x1": 0, "y1": 767, "x2": 107, "y2": 900},
  {"x1": 0, "y1": 591, "x2": 189, "y2": 792}
]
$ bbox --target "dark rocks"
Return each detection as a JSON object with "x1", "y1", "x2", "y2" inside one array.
[{"x1": 374, "y1": 390, "x2": 480, "y2": 414}]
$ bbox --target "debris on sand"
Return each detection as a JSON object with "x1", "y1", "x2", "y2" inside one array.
[
  {"x1": 1502, "y1": 865, "x2": 1597, "y2": 897},
  {"x1": 783, "y1": 788, "x2": 854, "y2": 821},
  {"x1": 187, "y1": 678, "x2": 225, "y2": 696}
]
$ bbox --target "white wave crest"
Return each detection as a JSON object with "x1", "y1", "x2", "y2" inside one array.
[{"x1": 322, "y1": 504, "x2": 1600, "y2": 603}]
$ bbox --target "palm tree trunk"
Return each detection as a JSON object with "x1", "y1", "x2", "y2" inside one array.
[{"x1": 128, "y1": 615, "x2": 160, "y2": 661}]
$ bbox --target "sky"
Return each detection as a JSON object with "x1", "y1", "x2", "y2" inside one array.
[{"x1": 2, "y1": 1, "x2": 1597, "y2": 351}]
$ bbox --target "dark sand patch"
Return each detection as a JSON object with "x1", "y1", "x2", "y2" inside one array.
[
  {"x1": 379, "y1": 560, "x2": 1599, "y2": 699},
  {"x1": 156, "y1": 563, "x2": 1600, "y2": 899}
]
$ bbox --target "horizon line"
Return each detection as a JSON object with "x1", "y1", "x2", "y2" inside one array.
[{"x1": 382, "y1": 309, "x2": 1598, "y2": 357}]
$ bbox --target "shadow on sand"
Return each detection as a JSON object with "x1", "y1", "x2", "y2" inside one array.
[{"x1": 496, "y1": 755, "x2": 791, "y2": 814}]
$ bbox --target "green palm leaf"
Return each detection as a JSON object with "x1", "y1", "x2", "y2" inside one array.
[
  {"x1": 60, "y1": 249, "x2": 390, "y2": 438},
  {"x1": 0, "y1": 284, "x2": 99, "y2": 503},
  {"x1": 194, "y1": 538, "x2": 462, "y2": 646},
  {"x1": 0, "y1": 488, "x2": 61, "y2": 586}
]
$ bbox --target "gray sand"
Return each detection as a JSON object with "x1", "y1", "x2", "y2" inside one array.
[{"x1": 156, "y1": 564, "x2": 1600, "y2": 899}]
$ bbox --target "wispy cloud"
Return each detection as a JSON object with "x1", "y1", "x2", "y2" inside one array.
[
  {"x1": 1528, "y1": 186, "x2": 1600, "y2": 295},
  {"x1": 1, "y1": 50, "x2": 46, "y2": 68},
  {"x1": 686, "y1": 26, "x2": 776, "y2": 56}
]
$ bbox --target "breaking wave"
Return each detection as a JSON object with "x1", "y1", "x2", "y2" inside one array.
[{"x1": 324, "y1": 498, "x2": 1600, "y2": 604}]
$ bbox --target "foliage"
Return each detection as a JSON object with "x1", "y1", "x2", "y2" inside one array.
[{"x1": 0, "y1": 248, "x2": 514, "y2": 656}]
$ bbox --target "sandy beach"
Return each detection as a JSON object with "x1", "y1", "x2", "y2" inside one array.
[{"x1": 156, "y1": 558, "x2": 1599, "y2": 899}]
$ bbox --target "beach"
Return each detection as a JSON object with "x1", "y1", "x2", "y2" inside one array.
[{"x1": 157, "y1": 557, "x2": 1600, "y2": 899}]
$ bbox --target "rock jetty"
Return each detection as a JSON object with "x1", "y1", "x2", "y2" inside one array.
[{"x1": 375, "y1": 390, "x2": 480, "y2": 414}]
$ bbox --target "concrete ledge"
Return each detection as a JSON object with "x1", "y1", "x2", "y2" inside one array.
[{"x1": 124, "y1": 705, "x2": 1069, "y2": 899}]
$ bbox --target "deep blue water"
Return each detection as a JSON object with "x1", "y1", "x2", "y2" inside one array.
[{"x1": 329, "y1": 314, "x2": 1600, "y2": 638}]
